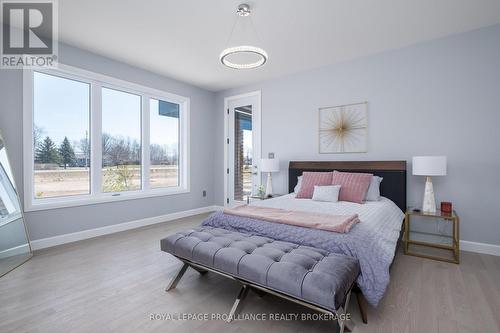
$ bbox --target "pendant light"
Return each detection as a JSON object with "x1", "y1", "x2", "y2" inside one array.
[{"x1": 220, "y1": 3, "x2": 268, "y2": 70}]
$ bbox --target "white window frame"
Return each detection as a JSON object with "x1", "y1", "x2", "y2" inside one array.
[{"x1": 23, "y1": 64, "x2": 190, "y2": 212}]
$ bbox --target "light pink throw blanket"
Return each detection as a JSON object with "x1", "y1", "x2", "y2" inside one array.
[{"x1": 223, "y1": 205, "x2": 360, "y2": 233}]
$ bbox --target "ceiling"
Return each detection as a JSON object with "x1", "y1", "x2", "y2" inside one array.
[{"x1": 57, "y1": 0, "x2": 500, "y2": 92}]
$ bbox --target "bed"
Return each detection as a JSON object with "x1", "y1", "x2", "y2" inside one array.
[{"x1": 202, "y1": 161, "x2": 406, "y2": 312}]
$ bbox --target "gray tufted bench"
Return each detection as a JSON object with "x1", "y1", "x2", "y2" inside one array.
[{"x1": 160, "y1": 226, "x2": 360, "y2": 333}]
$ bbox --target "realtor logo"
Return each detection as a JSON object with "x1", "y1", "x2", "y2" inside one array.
[{"x1": 1, "y1": 0, "x2": 58, "y2": 68}]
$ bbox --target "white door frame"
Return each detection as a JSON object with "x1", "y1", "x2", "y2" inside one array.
[{"x1": 223, "y1": 90, "x2": 262, "y2": 207}]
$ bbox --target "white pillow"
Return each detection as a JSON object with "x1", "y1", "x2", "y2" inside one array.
[
  {"x1": 312, "y1": 185, "x2": 341, "y2": 202},
  {"x1": 365, "y1": 176, "x2": 383, "y2": 201},
  {"x1": 293, "y1": 175, "x2": 303, "y2": 193}
]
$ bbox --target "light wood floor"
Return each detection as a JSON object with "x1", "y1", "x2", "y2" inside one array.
[{"x1": 1, "y1": 213, "x2": 499, "y2": 333}]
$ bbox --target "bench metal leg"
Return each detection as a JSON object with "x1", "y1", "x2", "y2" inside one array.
[
  {"x1": 337, "y1": 290, "x2": 352, "y2": 333},
  {"x1": 165, "y1": 263, "x2": 189, "y2": 291},
  {"x1": 227, "y1": 285, "x2": 249, "y2": 322},
  {"x1": 355, "y1": 290, "x2": 368, "y2": 324}
]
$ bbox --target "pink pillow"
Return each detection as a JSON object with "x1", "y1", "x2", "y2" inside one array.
[
  {"x1": 331, "y1": 171, "x2": 373, "y2": 204},
  {"x1": 296, "y1": 172, "x2": 333, "y2": 199}
]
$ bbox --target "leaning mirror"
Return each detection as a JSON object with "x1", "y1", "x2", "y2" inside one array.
[{"x1": 0, "y1": 133, "x2": 32, "y2": 277}]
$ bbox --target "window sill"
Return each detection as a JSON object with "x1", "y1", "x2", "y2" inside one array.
[{"x1": 24, "y1": 187, "x2": 190, "y2": 212}]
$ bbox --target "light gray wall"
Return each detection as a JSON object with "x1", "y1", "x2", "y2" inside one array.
[
  {"x1": 0, "y1": 43, "x2": 216, "y2": 240},
  {"x1": 215, "y1": 24, "x2": 500, "y2": 246}
]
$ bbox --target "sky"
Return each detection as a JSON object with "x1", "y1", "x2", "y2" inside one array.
[
  {"x1": 33, "y1": 72, "x2": 179, "y2": 153},
  {"x1": 243, "y1": 130, "x2": 252, "y2": 160}
]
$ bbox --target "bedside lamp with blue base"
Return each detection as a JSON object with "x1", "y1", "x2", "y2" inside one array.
[{"x1": 412, "y1": 156, "x2": 447, "y2": 213}]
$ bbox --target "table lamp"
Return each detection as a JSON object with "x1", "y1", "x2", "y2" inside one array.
[
  {"x1": 412, "y1": 156, "x2": 447, "y2": 213},
  {"x1": 260, "y1": 158, "x2": 280, "y2": 197}
]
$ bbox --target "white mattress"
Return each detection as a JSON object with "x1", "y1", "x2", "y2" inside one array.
[{"x1": 252, "y1": 193, "x2": 404, "y2": 231}]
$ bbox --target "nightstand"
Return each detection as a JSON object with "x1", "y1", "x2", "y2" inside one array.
[
  {"x1": 246, "y1": 194, "x2": 282, "y2": 204},
  {"x1": 404, "y1": 208, "x2": 460, "y2": 264}
]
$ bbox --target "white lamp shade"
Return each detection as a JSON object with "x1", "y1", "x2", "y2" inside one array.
[
  {"x1": 260, "y1": 158, "x2": 280, "y2": 172},
  {"x1": 412, "y1": 156, "x2": 447, "y2": 176}
]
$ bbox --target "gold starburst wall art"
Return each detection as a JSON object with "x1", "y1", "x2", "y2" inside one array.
[{"x1": 319, "y1": 102, "x2": 368, "y2": 153}]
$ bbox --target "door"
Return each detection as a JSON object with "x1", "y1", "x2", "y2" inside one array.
[{"x1": 225, "y1": 92, "x2": 261, "y2": 206}]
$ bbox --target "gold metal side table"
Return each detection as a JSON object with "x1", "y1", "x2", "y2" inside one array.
[
  {"x1": 404, "y1": 208, "x2": 460, "y2": 264},
  {"x1": 246, "y1": 194, "x2": 283, "y2": 204}
]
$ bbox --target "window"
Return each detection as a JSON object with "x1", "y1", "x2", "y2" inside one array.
[
  {"x1": 234, "y1": 106, "x2": 253, "y2": 201},
  {"x1": 102, "y1": 88, "x2": 142, "y2": 193},
  {"x1": 33, "y1": 72, "x2": 91, "y2": 198},
  {"x1": 149, "y1": 98, "x2": 180, "y2": 189},
  {"x1": 24, "y1": 65, "x2": 190, "y2": 211}
]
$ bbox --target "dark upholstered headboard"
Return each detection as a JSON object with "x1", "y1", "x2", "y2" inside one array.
[{"x1": 288, "y1": 161, "x2": 407, "y2": 211}]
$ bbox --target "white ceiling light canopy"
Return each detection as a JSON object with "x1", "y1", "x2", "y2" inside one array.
[{"x1": 220, "y1": 3, "x2": 268, "y2": 70}]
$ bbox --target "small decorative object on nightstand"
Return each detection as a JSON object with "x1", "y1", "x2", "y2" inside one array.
[
  {"x1": 256, "y1": 185, "x2": 266, "y2": 199},
  {"x1": 412, "y1": 156, "x2": 447, "y2": 213},
  {"x1": 441, "y1": 201, "x2": 452, "y2": 214},
  {"x1": 404, "y1": 208, "x2": 460, "y2": 264},
  {"x1": 260, "y1": 158, "x2": 280, "y2": 197}
]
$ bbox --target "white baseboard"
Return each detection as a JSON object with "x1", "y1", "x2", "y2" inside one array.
[
  {"x1": 460, "y1": 240, "x2": 500, "y2": 257},
  {"x1": 31, "y1": 205, "x2": 219, "y2": 251},
  {"x1": 0, "y1": 244, "x2": 31, "y2": 259}
]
